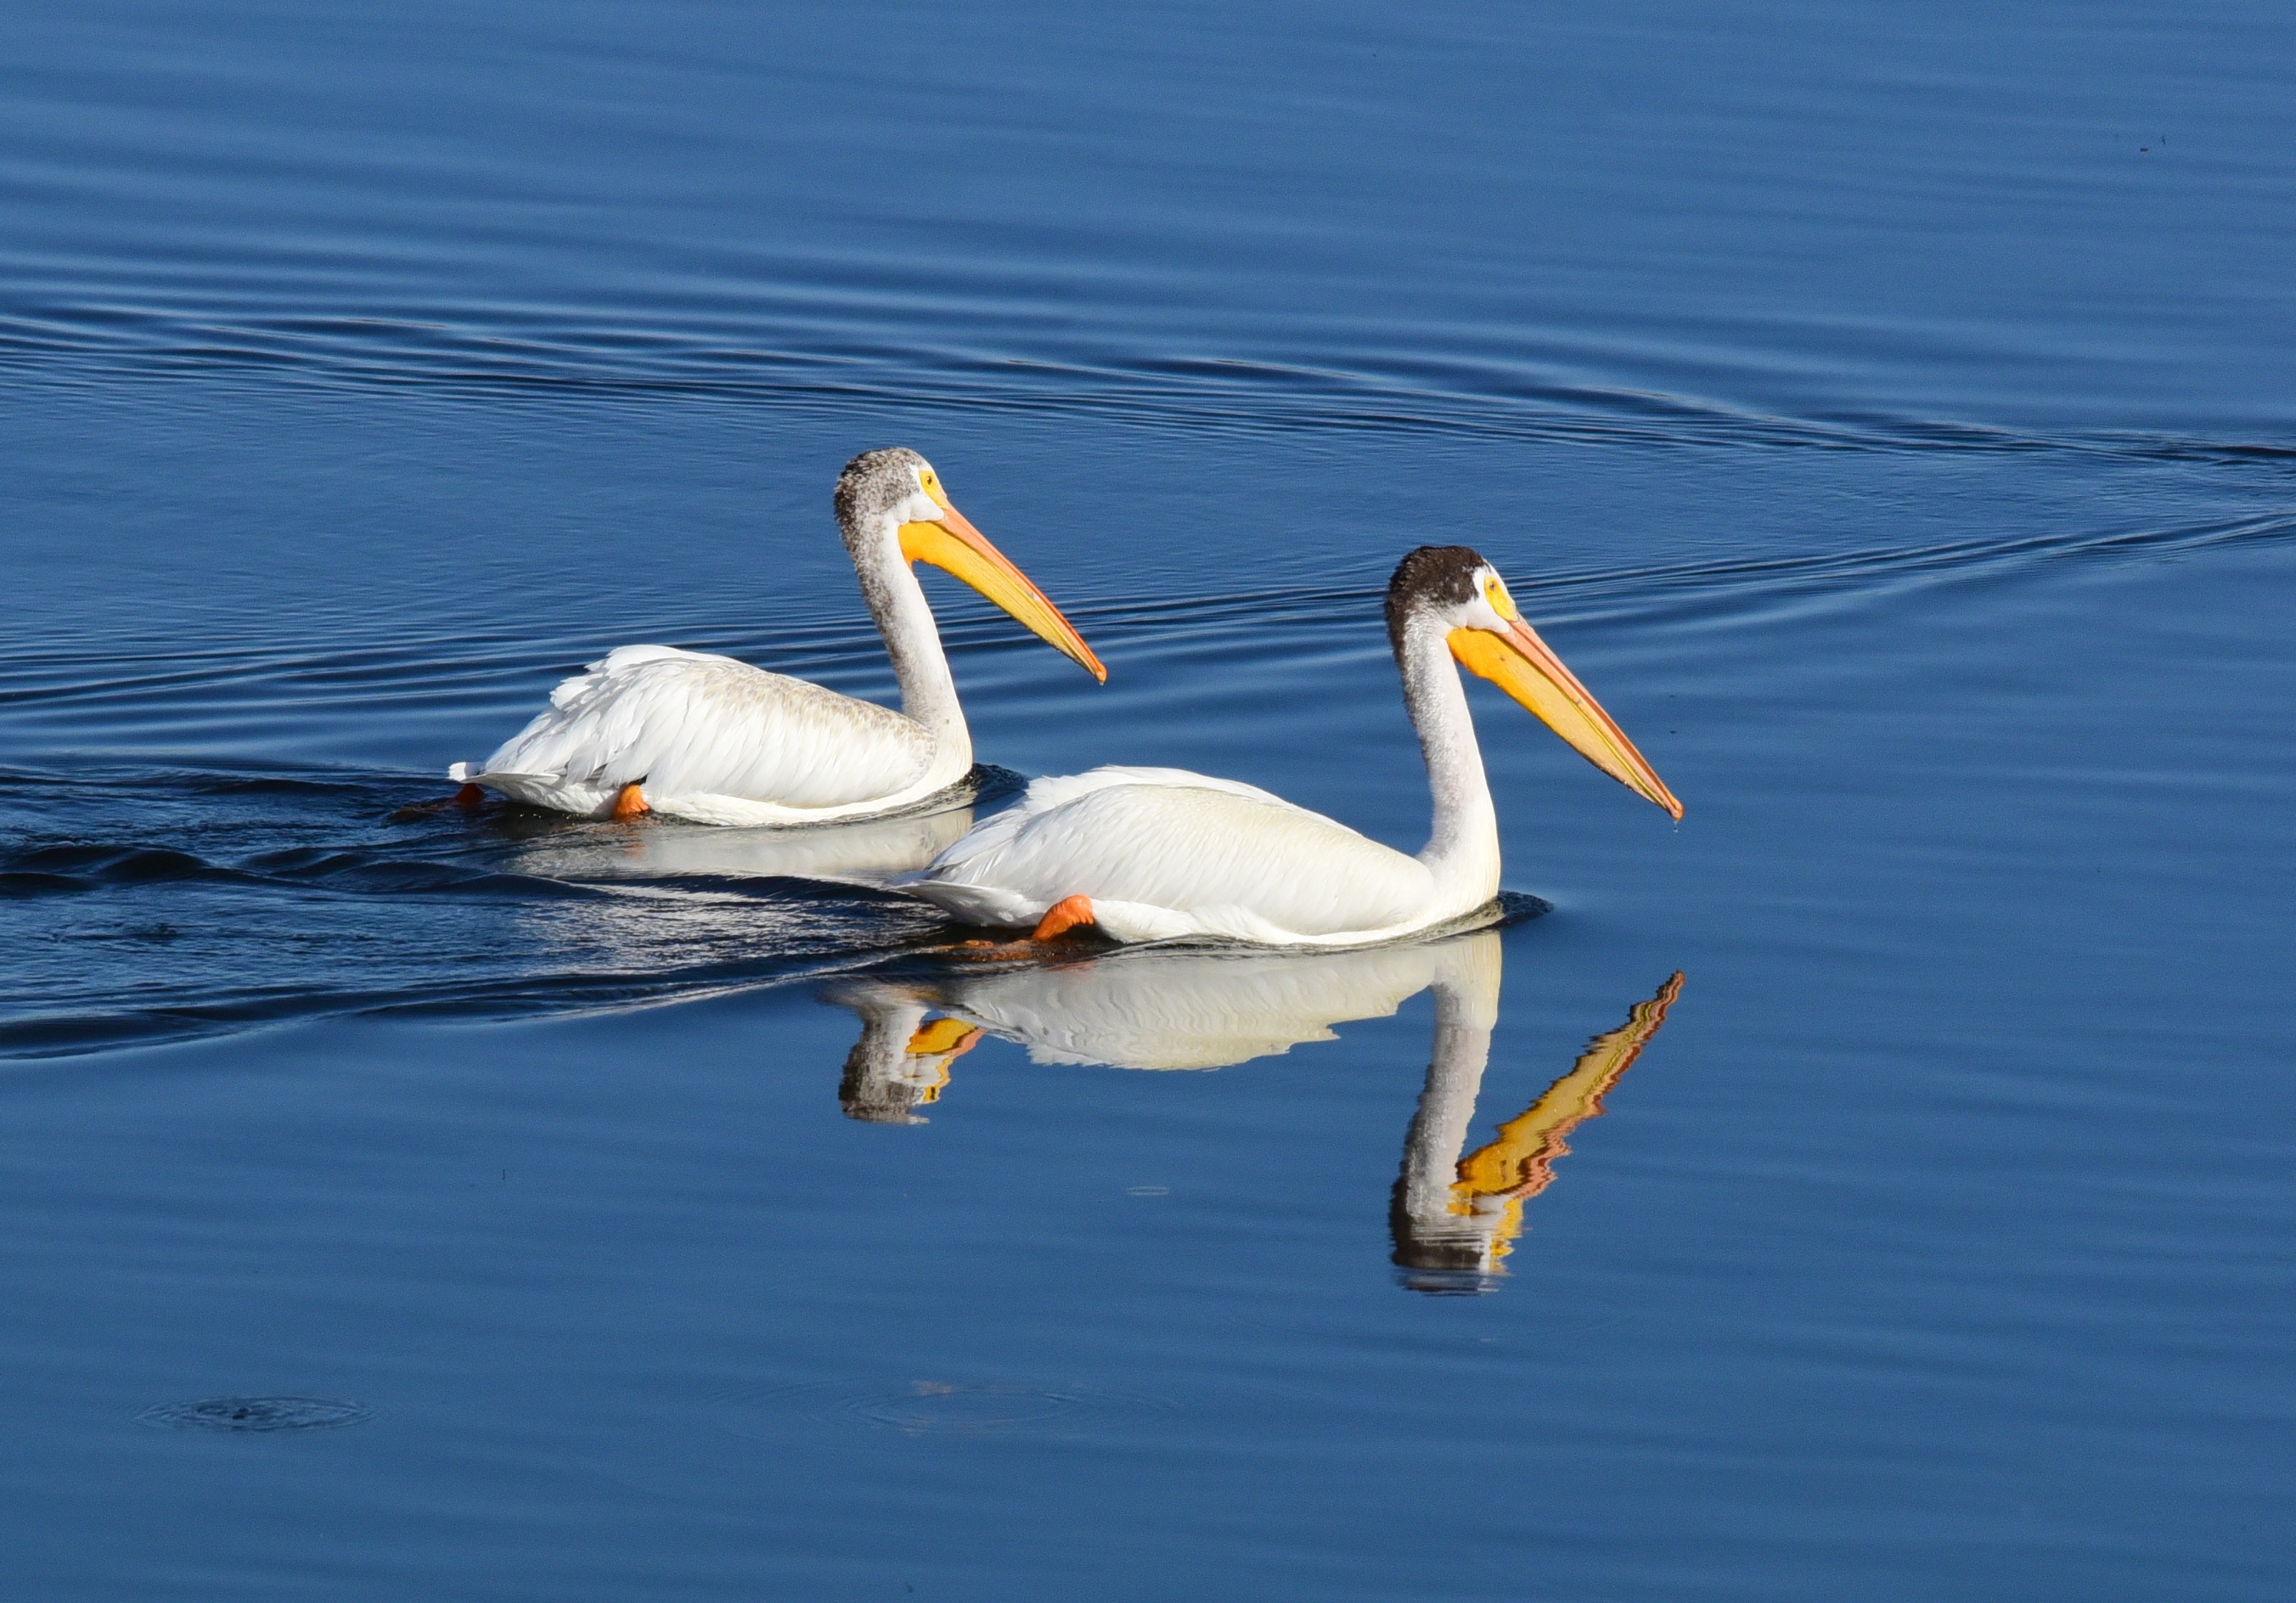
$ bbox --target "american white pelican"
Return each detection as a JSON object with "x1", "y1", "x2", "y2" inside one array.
[
  {"x1": 447, "y1": 449, "x2": 1104, "y2": 825},
  {"x1": 905, "y1": 544, "x2": 1680, "y2": 946}
]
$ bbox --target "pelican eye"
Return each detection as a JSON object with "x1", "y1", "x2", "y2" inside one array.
[{"x1": 1483, "y1": 576, "x2": 1519, "y2": 622}]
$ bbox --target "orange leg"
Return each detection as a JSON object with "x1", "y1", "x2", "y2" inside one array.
[
  {"x1": 454, "y1": 784, "x2": 485, "y2": 808},
  {"x1": 1030, "y1": 895, "x2": 1096, "y2": 941},
  {"x1": 611, "y1": 782, "x2": 650, "y2": 821},
  {"x1": 949, "y1": 895, "x2": 1100, "y2": 961}
]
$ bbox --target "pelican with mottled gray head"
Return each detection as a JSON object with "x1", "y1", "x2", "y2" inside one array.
[
  {"x1": 903, "y1": 544, "x2": 1680, "y2": 946},
  {"x1": 446, "y1": 449, "x2": 1104, "y2": 824}
]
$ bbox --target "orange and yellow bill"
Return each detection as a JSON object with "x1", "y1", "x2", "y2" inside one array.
[
  {"x1": 1449, "y1": 618, "x2": 1682, "y2": 819},
  {"x1": 899, "y1": 502, "x2": 1106, "y2": 682}
]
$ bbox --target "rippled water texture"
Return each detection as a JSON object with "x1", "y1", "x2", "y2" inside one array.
[{"x1": 2, "y1": 2, "x2": 2292, "y2": 1599}]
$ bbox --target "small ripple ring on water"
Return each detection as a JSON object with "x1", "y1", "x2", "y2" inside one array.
[{"x1": 135, "y1": 1396, "x2": 371, "y2": 1433}]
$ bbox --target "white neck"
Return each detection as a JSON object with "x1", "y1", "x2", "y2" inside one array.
[
  {"x1": 1398, "y1": 616, "x2": 1501, "y2": 905},
  {"x1": 853, "y1": 515, "x2": 971, "y2": 775}
]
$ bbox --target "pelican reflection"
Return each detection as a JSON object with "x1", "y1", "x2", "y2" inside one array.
[
  {"x1": 1393, "y1": 963, "x2": 1680, "y2": 1293},
  {"x1": 826, "y1": 983, "x2": 984, "y2": 1125},
  {"x1": 495, "y1": 799, "x2": 975, "y2": 885},
  {"x1": 824, "y1": 941, "x2": 1471, "y2": 1123},
  {"x1": 901, "y1": 941, "x2": 1486, "y2": 1070},
  {"x1": 481, "y1": 802, "x2": 977, "y2": 980},
  {"x1": 829, "y1": 933, "x2": 1681, "y2": 1286}
]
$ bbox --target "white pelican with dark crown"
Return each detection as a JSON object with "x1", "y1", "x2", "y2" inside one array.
[
  {"x1": 905, "y1": 545, "x2": 1679, "y2": 946},
  {"x1": 448, "y1": 449, "x2": 1104, "y2": 824}
]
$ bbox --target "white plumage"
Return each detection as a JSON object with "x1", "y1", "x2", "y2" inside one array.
[
  {"x1": 911, "y1": 766, "x2": 1436, "y2": 943},
  {"x1": 903, "y1": 545, "x2": 1679, "y2": 947},
  {"x1": 445, "y1": 449, "x2": 1103, "y2": 827},
  {"x1": 452, "y1": 645, "x2": 936, "y2": 826}
]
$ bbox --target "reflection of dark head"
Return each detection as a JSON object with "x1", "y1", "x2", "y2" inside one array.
[
  {"x1": 838, "y1": 1032, "x2": 929, "y2": 1126},
  {"x1": 1388, "y1": 1175, "x2": 1503, "y2": 1297}
]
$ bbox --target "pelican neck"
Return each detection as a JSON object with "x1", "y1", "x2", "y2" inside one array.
[
  {"x1": 849, "y1": 513, "x2": 971, "y2": 769},
  {"x1": 1398, "y1": 614, "x2": 1502, "y2": 902}
]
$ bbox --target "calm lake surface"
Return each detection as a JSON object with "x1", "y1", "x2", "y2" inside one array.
[{"x1": 3, "y1": 2, "x2": 2292, "y2": 1597}]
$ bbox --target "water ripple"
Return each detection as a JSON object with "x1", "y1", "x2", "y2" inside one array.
[
  {"x1": 5, "y1": 305, "x2": 2290, "y2": 472},
  {"x1": 0, "y1": 764, "x2": 964, "y2": 1057},
  {"x1": 2, "y1": 505, "x2": 2284, "y2": 1060},
  {"x1": 710, "y1": 1376, "x2": 1182, "y2": 1441}
]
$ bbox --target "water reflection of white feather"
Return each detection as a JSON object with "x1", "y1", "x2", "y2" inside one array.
[
  {"x1": 924, "y1": 938, "x2": 1493, "y2": 1071},
  {"x1": 829, "y1": 934, "x2": 1681, "y2": 1290},
  {"x1": 492, "y1": 807, "x2": 975, "y2": 979},
  {"x1": 824, "y1": 938, "x2": 1488, "y2": 1121},
  {"x1": 501, "y1": 804, "x2": 974, "y2": 885}
]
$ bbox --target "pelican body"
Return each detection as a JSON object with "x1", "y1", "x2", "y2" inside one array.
[
  {"x1": 906, "y1": 545, "x2": 1679, "y2": 946},
  {"x1": 448, "y1": 449, "x2": 1104, "y2": 825}
]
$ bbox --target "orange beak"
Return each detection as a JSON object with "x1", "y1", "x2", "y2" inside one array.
[
  {"x1": 898, "y1": 501, "x2": 1106, "y2": 682},
  {"x1": 1448, "y1": 617, "x2": 1682, "y2": 819}
]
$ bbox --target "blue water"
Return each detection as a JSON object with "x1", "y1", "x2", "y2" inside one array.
[{"x1": 3, "y1": 2, "x2": 2292, "y2": 1597}]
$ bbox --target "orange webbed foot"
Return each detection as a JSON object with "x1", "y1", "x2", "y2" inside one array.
[
  {"x1": 1030, "y1": 895, "x2": 1096, "y2": 942},
  {"x1": 944, "y1": 898, "x2": 1099, "y2": 961}
]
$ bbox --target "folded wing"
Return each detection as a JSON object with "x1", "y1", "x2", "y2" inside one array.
[
  {"x1": 915, "y1": 766, "x2": 1434, "y2": 940},
  {"x1": 465, "y1": 645, "x2": 934, "y2": 813}
]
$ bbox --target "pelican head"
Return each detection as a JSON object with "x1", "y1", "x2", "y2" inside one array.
[
  {"x1": 835, "y1": 448, "x2": 1106, "y2": 682},
  {"x1": 1386, "y1": 544, "x2": 1681, "y2": 819}
]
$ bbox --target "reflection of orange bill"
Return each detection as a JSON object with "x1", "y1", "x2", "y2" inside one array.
[
  {"x1": 897, "y1": 1015, "x2": 980, "y2": 1108},
  {"x1": 905, "y1": 1017, "x2": 982, "y2": 1058},
  {"x1": 899, "y1": 502, "x2": 1106, "y2": 682},
  {"x1": 1450, "y1": 619, "x2": 1680, "y2": 819},
  {"x1": 1456, "y1": 971, "x2": 1684, "y2": 1207}
]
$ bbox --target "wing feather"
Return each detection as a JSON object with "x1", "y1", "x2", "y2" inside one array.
[
  {"x1": 916, "y1": 766, "x2": 1432, "y2": 940},
  {"x1": 478, "y1": 647, "x2": 932, "y2": 809}
]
